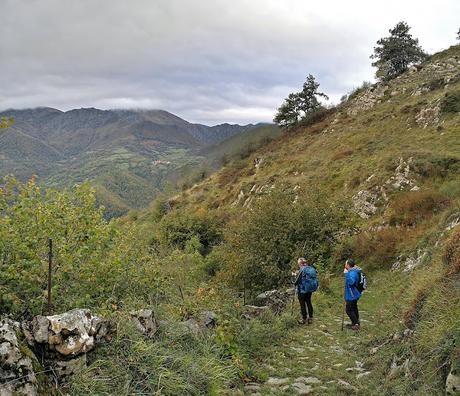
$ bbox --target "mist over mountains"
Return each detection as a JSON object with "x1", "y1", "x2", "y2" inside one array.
[{"x1": 0, "y1": 107, "x2": 276, "y2": 216}]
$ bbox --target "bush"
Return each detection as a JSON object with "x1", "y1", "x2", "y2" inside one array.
[
  {"x1": 346, "y1": 81, "x2": 372, "y2": 101},
  {"x1": 218, "y1": 189, "x2": 346, "y2": 294},
  {"x1": 156, "y1": 208, "x2": 223, "y2": 255},
  {"x1": 0, "y1": 176, "x2": 161, "y2": 316},
  {"x1": 388, "y1": 190, "x2": 450, "y2": 226},
  {"x1": 441, "y1": 91, "x2": 460, "y2": 114},
  {"x1": 444, "y1": 228, "x2": 460, "y2": 276},
  {"x1": 351, "y1": 227, "x2": 406, "y2": 270},
  {"x1": 411, "y1": 154, "x2": 460, "y2": 178},
  {"x1": 298, "y1": 107, "x2": 336, "y2": 128}
]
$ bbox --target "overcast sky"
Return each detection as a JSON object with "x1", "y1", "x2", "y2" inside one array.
[{"x1": 1, "y1": 0, "x2": 459, "y2": 125}]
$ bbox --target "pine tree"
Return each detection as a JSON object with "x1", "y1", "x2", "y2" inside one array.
[
  {"x1": 371, "y1": 21, "x2": 427, "y2": 81},
  {"x1": 273, "y1": 74, "x2": 328, "y2": 129}
]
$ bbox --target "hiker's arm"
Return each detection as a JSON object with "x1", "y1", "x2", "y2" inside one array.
[{"x1": 294, "y1": 271, "x2": 301, "y2": 286}]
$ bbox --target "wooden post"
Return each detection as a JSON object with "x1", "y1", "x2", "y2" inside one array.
[{"x1": 47, "y1": 238, "x2": 52, "y2": 313}]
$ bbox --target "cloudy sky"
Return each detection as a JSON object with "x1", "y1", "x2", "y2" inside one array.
[{"x1": 1, "y1": 0, "x2": 459, "y2": 125}]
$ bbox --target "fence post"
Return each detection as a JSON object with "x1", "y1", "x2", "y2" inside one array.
[{"x1": 47, "y1": 238, "x2": 52, "y2": 314}]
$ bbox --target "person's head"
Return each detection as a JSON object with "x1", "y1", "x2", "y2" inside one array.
[
  {"x1": 298, "y1": 257, "x2": 307, "y2": 267},
  {"x1": 345, "y1": 258, "x2": 356, "y2": 270}
]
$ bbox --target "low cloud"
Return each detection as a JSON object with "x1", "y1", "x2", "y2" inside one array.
[{"x1": 1, "y1": 0, "x2": 458, "y2": 124}]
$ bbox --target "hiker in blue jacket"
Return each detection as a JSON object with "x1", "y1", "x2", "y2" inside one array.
[
  {"x1": 294, "y1": 257, "x2": 318, "y2": 325},
  {"x1": 344, "y1": 258, "x2": 361, "y2": 331}
]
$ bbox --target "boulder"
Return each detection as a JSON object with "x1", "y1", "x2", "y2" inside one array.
[
  {"x1": 24, "y1": 309, "x2": 111, "y2": 379},
  {"x1": 352, "y1": 190, "x2": 379, "y2": 218},
  {"x1": 255, "y1": 289, "x2": 293, "y2": 314},
  {"x1": 447, "y1": 354, "x2": 460, "y2": 395},
  {"x1": 184, "y1": 311, "x2": 218, "y2": 336},
  {"x1": 130, "y1": 309, "x2": 157, "y2": 338},
  {"x1": 241, "y1": 305, "x2": 269, "y2": 320},
  {"x1": 27, "y1": 309, "x2": 110, "y2": 356},
  {"x1": 447, "y1": 369, "x2": 460, "y2": 395},
  {"x1": 0, "y1": 318, "x2": 38, "y2": 396}
]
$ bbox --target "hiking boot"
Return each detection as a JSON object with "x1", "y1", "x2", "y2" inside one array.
[
  {"x1": 298, "y1": 318, "x2": 307, "y2": 325},
  {"x1": 307, "y1": 318, "x2": 313, "y2": 325},
  {"x1": 351, "y1": 324, "x2": 360, "y2": 331}
]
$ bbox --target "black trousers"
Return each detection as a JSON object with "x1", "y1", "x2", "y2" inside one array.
[
  {"x1": 298, "y1": 292, "x2": 313, "y2": 319},
  {"x1": 346, "y1": 300, "x2": 360, "y2": 325}
]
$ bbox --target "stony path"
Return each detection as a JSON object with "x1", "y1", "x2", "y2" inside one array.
[{"x1": 243, "y1": 308, "x2": 378, "y2": 395}]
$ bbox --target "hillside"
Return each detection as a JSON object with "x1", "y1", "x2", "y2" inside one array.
[
  {"x1": 132, "y1": 44, "x2": 460, "y2": 394},
  {"x1": 1, "y1": 45, "x2": 459, "y2": 396},
  {"x1": 0, "y1": 107, "x2": 276, "y2": 216}
]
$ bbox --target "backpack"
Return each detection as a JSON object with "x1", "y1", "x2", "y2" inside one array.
[
  {"x1": 299, "y1": 266, "x2": 318, "y2": 293},
  {"x1": 356, "y1": 269, "x2": 367, "y2": 293}
]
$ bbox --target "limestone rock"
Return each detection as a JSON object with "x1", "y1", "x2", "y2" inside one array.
[
  {"x1": 391, "y1": 249, "x2": 429, "y2": 272},
  {"x1": 184, "y1": 311, "x2": 218, "y2": 336},
  {"x1": 347, "y1": 85, "x2": 388, "y2": 116},
  {"x1": 241, "y1": 305, "x2": 269, "y2": 320},
  {"x1": 292, "y1": 382, "x2": 313, "y2": 394},
  {"x1": 0, "y1": 318, "x2": 37, "y2": 396},
  {"x1": 54, "y1": 355, "x2": 87, "y2": 378},
  {"x1": 28, "y1": 309, "x2": 109, "y2": 356},
  {"x1": 254, "y1": 289, "x2": 292, "y2": 314},
  {"x1": 352, "y1": 190, "x2": 379, "y2": 218},
  {"x1": 130, "y1": 309, "x2": 157, "y2": 338},
  {"x1": 447, "y1": 369, "x2": 460, "y2": 395},
  {"x1": 415, "y1": 103, "x2": 440, "y2": 128},
  {"x1": 24, "y1": 309, "x2": 111, "y2": 379},
  {"x1": 385, "y1": 157, "x2": 417, "y2": 191},
  {"x1": 266, "y1": 377, "x2": 289, "y2": 386}
]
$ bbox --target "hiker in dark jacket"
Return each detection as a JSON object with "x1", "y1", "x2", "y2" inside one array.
[
  {"x1": 294, "y1": 257, "x2": 318, "y2": 325},
  {"x1": 344, "y1": 258, "x2": 361, "y2": 331}
]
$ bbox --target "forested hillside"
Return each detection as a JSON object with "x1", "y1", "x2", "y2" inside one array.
[{"x1": 0, "y1": 107, "x2": 278, "y2": 216}]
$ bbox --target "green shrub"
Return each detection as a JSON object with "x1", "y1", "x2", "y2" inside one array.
[
  {"x1": 218, "y1": 189, "x2": 346, "y2": 294},
  {"x1": 0, "y1": 176, "x2": 161, "y2": 315},
  {"x1": 441, "y1": 91, "x2": 460, "y2": 114},
  {"x1": 412, "y1": 154, "x2": 460, "y2": 178},
  {"x1": 156, "y1": 208, "x2": 223, "y2": 255}
]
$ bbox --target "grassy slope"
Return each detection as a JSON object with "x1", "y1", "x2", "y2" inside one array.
[
  {"x1": 170, "y1": 46, "x2": 460, "y2": 214},
  {"x1": 142, "y1": 45, "x2": 460, "y2": 394},
  {"x1": 200, "y1": 124, "x2": 282, "y2": 168}
]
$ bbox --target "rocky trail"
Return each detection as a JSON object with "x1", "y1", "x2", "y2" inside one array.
[{"x1": 242, "y1": 292, "x2": 382, "y2": 395}]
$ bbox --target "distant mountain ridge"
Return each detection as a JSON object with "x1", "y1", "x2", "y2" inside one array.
[{"x1": 0, "y1": 106, "x2": 276, "y2": 216}]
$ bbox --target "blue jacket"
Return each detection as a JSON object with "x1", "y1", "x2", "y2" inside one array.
[{"x1": 344, "y1": 267, "x2": 361, "y2": 302}]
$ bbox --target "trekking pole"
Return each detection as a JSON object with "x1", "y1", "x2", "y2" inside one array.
[{"x1": 341, "y1": 300, "x2": 345, "y2": 331}]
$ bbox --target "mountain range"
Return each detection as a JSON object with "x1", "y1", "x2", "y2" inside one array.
[{"x1": 0, "y1": 107, "x2": 279, "y2": 216}]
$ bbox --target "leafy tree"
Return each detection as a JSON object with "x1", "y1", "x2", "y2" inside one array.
[
  {"x1": 0, "y1": 176, "x2": 160, "y2": 315},
  {"x1": 0, "y1": 116, "x2": 14, "y2": 128},
  {"x1": 371, "y1": 21, "x2": 427, "y2": 81},
  {"x1": 457, "y1": 28, "x2": 460, "y2": 42},
  {"x1": 274, "y1": 74, "x2": 328, "y2": 129}
]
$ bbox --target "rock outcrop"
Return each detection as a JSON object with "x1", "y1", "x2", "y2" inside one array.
[
  {"x1": 255, "y1": 289, "x2": 293, "y2": 314},
  {"x1": 23, "y1": 309, "x2": 111, "y2": 378},
  {"x1": 391, "y1": 249, "x2": 429, "y2": 272},
  {"x1": 0, "y1": 318, "x2": 38, "y2": 396}
]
